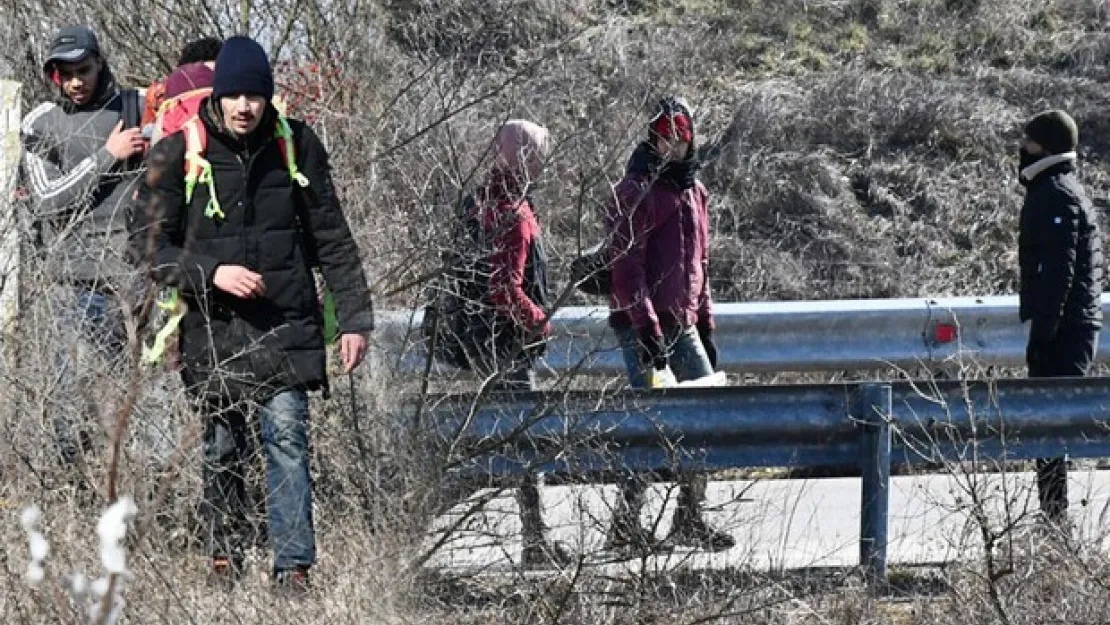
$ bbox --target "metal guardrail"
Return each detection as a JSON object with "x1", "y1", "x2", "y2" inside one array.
[
  {"x1": 375, "y1": 295, "x2": 1110, "y2": 376},
  {"x1": 427, "y1": 376, "x2": 1110, "y2": 582}
]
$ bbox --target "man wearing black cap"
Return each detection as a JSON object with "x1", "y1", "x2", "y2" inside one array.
[
  {"x1": 1018, "y1": 109, "x2": 1104, "y2": 526},
  {"x1": 20, "y1": 25, "x2": 146, "y2": 474},
  {"x1": 131, "y1": 36, "x2": 373, "y2": 593}
]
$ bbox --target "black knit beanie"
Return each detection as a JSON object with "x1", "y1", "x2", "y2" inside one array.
[
  {"x1": 1024, "y1": 109, "x2": 1079, "y2": 155},
  {"x1": 211, "y1": 36, "x2": 274, "y2": 102}
]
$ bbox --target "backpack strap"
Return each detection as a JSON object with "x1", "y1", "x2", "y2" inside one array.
[
  {"x1": 121, "y1": 88, "x2": 142, "y2": 129},
  {"x1": 180, "y1": 117, "x2": 223, "y2": 220},
  {"x1": 178, "y1": 115, "x2": 304, "y2": 222},
  {"x1": 274, "y1": 117, "x2": 310, "y2": 188},
  {"x1": 119, "y1": 88, "x2": 144, "y2": 171},
  {"x1": 142, "y1": 288, "x2": 186, "y2": 365},
  {"x1": 273, "y1": 117, "x2": 340, "y2": 344}
]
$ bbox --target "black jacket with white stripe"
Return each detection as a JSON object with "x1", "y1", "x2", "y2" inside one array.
[
  {"x1": 19, "y1": 65, "x2": 142, "y2": 286},
  {"x1": 1018, "y1": 156, "x2": 1104, "y2": 342}
]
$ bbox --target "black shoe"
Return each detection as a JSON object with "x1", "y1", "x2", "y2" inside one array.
[
  {"x1": 663, "y1": 515, "x2": 735, "y2": 552},
  {"x1": 603, "y1": 520, "x2": 671, "y2": 555},
  {"x1": 1036, "y1": 512, "x2": 1079, "y2": 551},
  {"x1": 521, "y1": 539, "x2": 574, "y2": 569},
  {"x1": 273, "y1": 566, "x2": 310, "y2": 597}
]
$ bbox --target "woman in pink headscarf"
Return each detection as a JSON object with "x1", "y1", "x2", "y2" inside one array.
[
  {"x1": 467, "y1": 119, "x2": 571, "y2": 568},
  {"x1": 480, "y1": 120, "x2": 552, "y2": 339}
]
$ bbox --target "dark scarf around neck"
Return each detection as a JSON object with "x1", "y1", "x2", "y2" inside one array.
[{"x1": 626, "y1": 141, "x2": 699, "y2": 190}]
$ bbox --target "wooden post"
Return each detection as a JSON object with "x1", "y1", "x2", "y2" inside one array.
[{"x1": 0, "y1": 80, "x2": 22, "y2": 349}]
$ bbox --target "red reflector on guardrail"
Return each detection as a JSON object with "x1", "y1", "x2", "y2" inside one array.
[{"x1": 934, "y1": 323, "x2": 958, "y2": 344}]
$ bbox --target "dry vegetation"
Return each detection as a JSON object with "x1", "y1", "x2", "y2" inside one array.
[{"x1": 2, "y1": 0, "x2": 1110, "y2": 623}]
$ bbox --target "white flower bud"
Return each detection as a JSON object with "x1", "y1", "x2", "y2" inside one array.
[
  {"x1": 69, "y1": 572, "x2": 88, "y2": 596},
  {"x1": 26, "y1": 562, "x2": 44, "y2": 586},
  {"x1": 97, "y1": 498, "x2": 138, "y2": 575},
  {"x1": 20, "y1": 505, "x2": 41, "y2": 532},
  {"x1": 90, "y1": 576, "x2": 110, "y2": 598}
]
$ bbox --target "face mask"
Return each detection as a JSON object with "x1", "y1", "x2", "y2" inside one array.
[{"x1": 1018, "y1": 147, "x2": 1041, "y2": 175}]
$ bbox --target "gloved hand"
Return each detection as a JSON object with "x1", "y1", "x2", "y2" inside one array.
[
  {"x1": 696, "y1": 322, "x2": 718, "y2": 370},
  {"x1": 531, "y1": 319, "x2": 552, "y2": 338},
  {"x1": 1026, "y1": 336, "x2": 1052, "y2": 369},
  {"x1": 1026, "y1": 341, "x2": 1040, "y2": 367},
  {"x1": 638, "y1": 327, "x2": 667, "y2": 371},
  {"x1": 1030, "y1": 318, "x2": 1059, "y2": 344}
]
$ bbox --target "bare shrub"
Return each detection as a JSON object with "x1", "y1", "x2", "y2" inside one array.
[{"x1": 2, "y1": 0, "x2": 1110, "y2": 623}]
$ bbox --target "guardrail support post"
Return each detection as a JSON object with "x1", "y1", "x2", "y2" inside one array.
[{"x1": 859, "y1": 382, "x2": 892, "y2": 590}]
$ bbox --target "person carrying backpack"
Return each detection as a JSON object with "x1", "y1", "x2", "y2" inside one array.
[
  {"x1": 474, "y1": 120, "x2": 571, "y2": 568},
  {"x1": 129, "y1": 36, "x2": 374, "y2": 592},
  {"x1": 422, "y1": 120, "x2": 569, "y2": 567},
  {"x1": 146, "y1": 38, "x2": 222, "y2": 144},
  {"x1": 602, "y1": 96, "x2": 734, "y2": 554},
  {"x1": 20, "y1": 24, "x2": 147, "y2": 475},
  {"x1": 141, "y1": 37, "x2": 222, "y2": 134}
]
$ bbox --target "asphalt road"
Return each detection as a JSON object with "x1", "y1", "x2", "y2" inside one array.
[{"x1": 425, "y1": 470, "x2": 1110, "y2": 573}]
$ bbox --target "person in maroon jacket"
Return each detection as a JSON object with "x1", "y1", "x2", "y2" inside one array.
[
  {"x1": 469, "y1": 119, "x2": 571, "y2": 568},
  {"x1": 603, "y1": 96, "x2": 735, "y2": 553},
  {"x1": 478, "y1": 120, "x2": 553, "y2": 366}
]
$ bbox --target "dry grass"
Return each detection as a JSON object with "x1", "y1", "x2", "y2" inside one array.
[{"x1": 2, "y1": 0, "x2": 1110, "y2": 622}]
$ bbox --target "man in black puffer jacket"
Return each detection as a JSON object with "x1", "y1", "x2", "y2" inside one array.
[
  {"x1": 130, "y1": 36, "x2": 373, "y2": 592},
  {"x1": 1017, "y1": 109, "x2": 1104, "y2": 526}
]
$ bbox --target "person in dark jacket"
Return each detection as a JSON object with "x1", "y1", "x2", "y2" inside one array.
[
  {"x1": 130, "y1": 36, "x2": 374, "y2": 591},
  {"x1": 466, "y1": 119, "x2": 572, "y2": 568},
  {"x1": 603, "y1": 96, "x2": 734, "y2": 553},
  {"x1": 20, "y1": 25, "x2": 147, "y2": 472},
  {"x1": 1017, "y1": 109, "x2": 1103, "y2": 525}
]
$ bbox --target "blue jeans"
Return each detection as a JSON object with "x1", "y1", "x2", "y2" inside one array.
[
  {"x1": 52, "y1": 289, "x2": 126, "y2": 465},
  {"x1": 201, "y1": 390, "x2": 315, "y2": 573},
  {"x1": 613, "y1": 324, "x2": 714, "y2": 530},
  {"x1": 618, "y1": 324, "x2": 714, "y2": 388}
]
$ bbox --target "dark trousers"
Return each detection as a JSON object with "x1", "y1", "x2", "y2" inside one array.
[
  {"x1": 477, "y1": 360, "x2": 549, "y2": 546},
  {"x1": 51, "y1": 288, "x2": 126, "y2": 467},
  {"x1": 1027, "y1": 323, "x2": 1099, "y2": 522}
]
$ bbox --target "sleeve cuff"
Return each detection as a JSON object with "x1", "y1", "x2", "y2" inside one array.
[
  {"x1": 94, "y1": 147, "x2": 118, "y2": 173},
  {"x1": 190, "y1": 256, "x2": 221, "y2": 293},
  {"x1": 340, "y1": 310, "x2": 375, "y2": 334}
]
